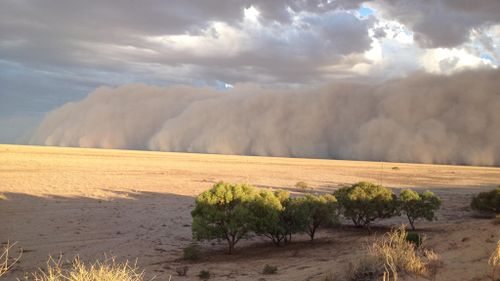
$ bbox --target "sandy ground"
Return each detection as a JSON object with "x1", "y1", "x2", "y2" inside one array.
[{"x1": 0, "y1": 144, "x2": 499, "y2": 280}]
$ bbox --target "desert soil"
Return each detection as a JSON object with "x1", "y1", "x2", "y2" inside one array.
[{"x1": 0, "y1": 144, "x2": 499, "y2": 280}]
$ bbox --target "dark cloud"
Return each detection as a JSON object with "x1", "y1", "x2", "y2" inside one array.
[
  {"x1": 0, "y1": 0, "x2": 372, "y2": 85},
  {"x1": 376, "y1": 0, "x2": 500, "y2": 48}
]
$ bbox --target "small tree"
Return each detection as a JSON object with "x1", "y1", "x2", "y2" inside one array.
[
  {"x1": 471, "y1": 187, "x2": 500, "y2": 215},
  {"x1": 399, "y1": 189, "x2": 441, "y2": 230},
  {"x1": 251, "y1": 190, "x2": 308, "y2": 246},
  {"x1": 250, "y1": 190, "x2": 288, "y2": 246},
  {"x1": 298, "y1": 194, "x2": 339, "y2": 241},
  {"x1": 335, "y1": 182, "x2": 397, "y2": 230},
  {"x1": 191, "y1": 182, "x2": 258, "y2": 254},
  {"x1": 279, "y1": 195, "x2": 309, "y2": 243}
]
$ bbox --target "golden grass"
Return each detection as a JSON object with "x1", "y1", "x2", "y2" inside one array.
[
  {"x1": 30, "y1": 256, "x2": 145, "y2": 281},
  {"x1": 369, "y1": 226, "x2": 441, "y2": 281},
  {"x1": 0, "y1": 241, "x2": 22, "y2": 278},
  {"x1": 490, "y1": 239, "x2": 500, "y2": 281}
]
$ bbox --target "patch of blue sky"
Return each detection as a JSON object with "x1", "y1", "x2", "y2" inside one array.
[
  {"x1": 480, "y1": 53, "x2": 497, "y2": 64},
  {"x1": 358, "y1": 6, "x2": 374, "y2": 17}
]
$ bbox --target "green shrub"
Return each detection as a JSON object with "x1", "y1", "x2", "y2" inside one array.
[
  {"x1": 405, "y1": 232, "x2": 423, "y2": 248},
  {"x1": 277, "y1": 194, "x2": 309, "y2": 244},
  {"x1": 250, "y1": 190, "x2": 307, "y2": 246},
  {"x1": 198, "y1": 269, "x2": 210, "y2": 280},
  {"x1": 471, "y1": 187, "x2": 500, "y2": 214},
  {"x1": 334, "y1": 182, "x2": 398, "y2": 230},
  {"x1": 182, "y1": 243, "x2": 201, "y2": 261},
  {"x1": 262, "y1": 264, "x2": 278, "y2": 275},
  {"x1": 191, "y1": 182, "x2": 259, "y2": 254},
  {"x1": 297, "y1": 194, "x2": 339, "y2": 241},
  {"x1": 399, "y1": 189, "x2": 441, "y2": 230}
]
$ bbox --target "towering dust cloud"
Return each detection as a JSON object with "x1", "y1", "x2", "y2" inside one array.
[{"x1": 30, "y1": 70, "x2": 500, "y2": 166}]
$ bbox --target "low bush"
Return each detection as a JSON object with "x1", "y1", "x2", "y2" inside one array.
[
  {"x1": 471, "y1": 187, "x2": 500, "y2": 215},
  {"x1": 296, "y1": 181, "x2": 310, "y2": 190},
  {"x1": 334, "y1": 182, "x2": 398, "y2": 230},
  {"x1": 198, "y1": 269, "x2": 211, "y2": 280},
  {"x1": 183, "y1": 243, "x2": 201, "y2": 261},
  {"x1": 262, "y1": 264, "x2": 278, "y2": 275},
  {"x1": 405, "y1": 232, "x2": 423, "y2": 248},
  {"x1": 399, "y1": 189, "x2": 441, "y2": 230}
]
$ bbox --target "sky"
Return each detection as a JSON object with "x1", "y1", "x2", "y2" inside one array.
[{"x1": 0, "y1": 1, "x2": 499, "y2": 165}]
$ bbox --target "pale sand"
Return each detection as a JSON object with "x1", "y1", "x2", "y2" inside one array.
[{"x1": 0, "y1": 144, "x2": 499, "y2": 280}]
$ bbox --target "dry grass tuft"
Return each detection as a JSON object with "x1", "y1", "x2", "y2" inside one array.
[
  {"x1": 369, "y1": 226, "x2": 424, "y2": 277},
  {"x1": 30, "y1": 256, "x2": 144, "y2": 281},
  {"x1": 324, "y1": 256, "x2": 383, "y2": 281},
  {"x1": 490, "y1": 239, "x2": 500, "y2": 281},
  {"x1": 0, "y1": 241, "x2": 22, "y2": 278},
  {"x1": 345, "y1": 256, "x2": 383, "y2": 281},
  {"x1": 422, "y1": 249, "x2": 443, "y2": 281},
  {"x1": 492, "y1": 215, "x2": 500, "y2": 225},
  {"x1": 369, "y1": 225, "x2": 442, "y2": 281},
  {"x1": 327, "y1": 226, "x2": 442, "y2": 281}
]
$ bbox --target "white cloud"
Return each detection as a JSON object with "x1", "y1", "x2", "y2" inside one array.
[
  {"x1": 244, "y1": 6, "x2": 261, "y2": 24},
  {"x1": 146, "y1": 22, "x2": 250, "y2": 58},
  {"x1": 420, "y1": 48, "x2": 494, "y2": 74}
]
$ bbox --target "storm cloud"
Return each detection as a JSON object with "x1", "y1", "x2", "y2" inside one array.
[
  {"x1": 374, "y1": 0, "x2": 500, "y2": 48},
  {"x1": 30, "y1": 69, "x2": 500, "y2": 166},
  {"x1": 2, "y1": 0, "x2": 499, "y2": 158}
]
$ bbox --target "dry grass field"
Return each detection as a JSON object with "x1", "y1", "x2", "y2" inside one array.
[{"x1": 0, "y1": 144, "x2": 499, "y2": 280}]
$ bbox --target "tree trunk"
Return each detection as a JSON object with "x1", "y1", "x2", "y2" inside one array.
[
  {"x1": 309, "y1": 226, "x2": 316, "y2": 241},
  {"x1": 227, "y1": 235, "x2": 236, "y2": 254},
  {"x1": 407, "y1": 215, "x2": 415, "y2": 230}
]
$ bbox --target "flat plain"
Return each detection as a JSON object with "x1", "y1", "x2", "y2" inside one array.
[{"x1": 1, "y1": 144, "x2": 499, "y2": 280}]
